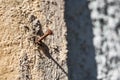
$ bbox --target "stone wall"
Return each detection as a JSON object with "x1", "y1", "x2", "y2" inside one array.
[
  {"x1": 89, "y1": 0, "x2": 120, "y2": 80},
  {"x1": 0, "y1": 0, "x2": 67, "y2": 80},
  {"x1": 0, "y1": 0, "x2": 120, "y2": 80}
]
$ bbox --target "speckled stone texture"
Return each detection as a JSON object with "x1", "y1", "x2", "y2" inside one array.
[
  {"x1": 89, "y1": 0, "x2": 120, "y2": 80},
  {"x1": 65, "y1": 0, "x2": 120, "y2": 80},
  {"x1": 0, "y1": 0, "x2": 67, "y2": 80},
  {"x1": 0, "y1": 0, "x2": 120, "y2": 80}
]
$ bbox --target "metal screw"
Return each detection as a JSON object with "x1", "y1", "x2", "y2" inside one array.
[{"x1": 36, "y1": 29, "x2": 53, "y2": 43}]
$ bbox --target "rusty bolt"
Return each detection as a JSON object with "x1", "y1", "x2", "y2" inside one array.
[{"x1": 36, "y1": 29, "x2": 53, "y2": 43}]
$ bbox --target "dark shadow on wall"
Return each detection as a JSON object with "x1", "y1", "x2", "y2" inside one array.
[
  {"x1": 64, "y1": 0, "x2": 97, "y2": 80},
  {"x1": 37, "y1": 42, "x2": 68, "y2": 76}
]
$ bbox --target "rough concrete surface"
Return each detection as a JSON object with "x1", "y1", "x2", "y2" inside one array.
[
  {"x1": 89, "y1": 0, "x2": 120, "y2": 80},
  {"x1": 0, "y1": 0, "x2": 120, "y2": 80},
  {"x1": 0, "y1": 0, "x2": 67, "y2": 80}
]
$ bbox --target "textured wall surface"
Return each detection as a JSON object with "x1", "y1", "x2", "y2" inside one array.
[
  {"x1": 89, "y1": 0, "x2": 120, "y2": 80},
  {"x1": 0, "y1": 0, "x2": 120, "y2": 80},
  {"x1": 0, "y1": 0, "x2": 67, "y2": 80}
]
